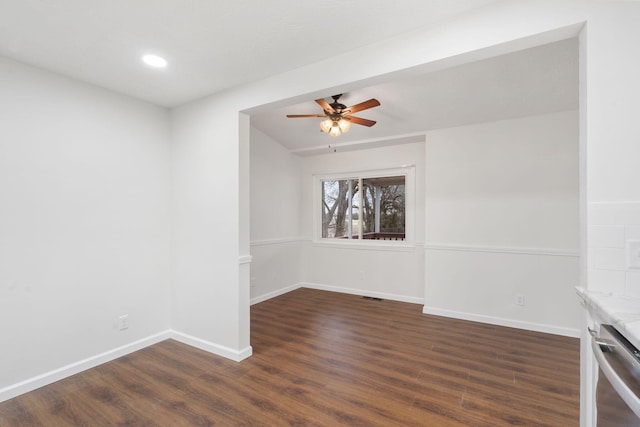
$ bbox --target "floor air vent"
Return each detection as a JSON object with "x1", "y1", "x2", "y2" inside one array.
[{"x1": 362, "y1": 296, "x2": 383, "y2": 301}]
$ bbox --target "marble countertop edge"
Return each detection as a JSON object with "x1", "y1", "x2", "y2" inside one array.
[{"x1": 576, "y1": 287, "x2": 640, "y2": 350}]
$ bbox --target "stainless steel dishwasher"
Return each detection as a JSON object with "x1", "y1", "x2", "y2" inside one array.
[{"x1": 591, "y1": 324, "x2": 640, "y2": 426}]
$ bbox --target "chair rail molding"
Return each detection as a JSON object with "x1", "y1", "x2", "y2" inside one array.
[{"x1": 423, "y1": 243, "x2": 579, "y2": 258}]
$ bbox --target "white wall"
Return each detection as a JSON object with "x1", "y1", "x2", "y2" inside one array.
[
  {"x1": 0, "y1": 57, "x2": 171, "y2": 397},
  {"x1": 425, "y1": 112, "x2": 578, "y2": 250},
  {"x1": 249, "y1": 128, "x2": 303, "y2": 303},
  {"x1": 170, "y1": 96, "x2": 249, "y2": 359},
  {"x1": 250, "y1": 129, "x2": 303, "y2": 242},
  {"x1": 583, "y1": 2, "x2": 640, "y2": 296},
  {"x1": 299, "y1": 142, "x2": 426, "y2": 303},
  {"x1": 585, "y1": 2, "x2": 640, "y2": 204},
  {"x1": 423, "y1": 111, "x2": 580, "y2": 336}
]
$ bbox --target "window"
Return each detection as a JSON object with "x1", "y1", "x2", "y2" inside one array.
[{"x1": 316, "y1": 167, "x2": 413, "y2": 244}]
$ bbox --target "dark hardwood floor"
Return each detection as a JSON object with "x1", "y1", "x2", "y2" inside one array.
[{"x1": 0, "y1": 288, "x2": 580, "y2": 426}]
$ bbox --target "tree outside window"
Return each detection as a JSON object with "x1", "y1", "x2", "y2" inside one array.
[{"x1": 321, "y1": 175, "x2": 405, "y2": 240}]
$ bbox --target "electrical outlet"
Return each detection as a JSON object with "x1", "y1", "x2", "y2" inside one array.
[
  {"x1": 627, "y1": 240, "x2": 640, "y2": 269},
  {"x1": 118, "y1": 315, "x2": 129, "y2": 331},
  {"x1": 359, "y1": 270, "x2": 365, "y2": 280},
  {"x1": 516, "y1": 294, "x2": 525, "y2": 306}
]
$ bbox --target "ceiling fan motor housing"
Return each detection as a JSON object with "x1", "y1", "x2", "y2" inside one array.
[{"x1": 329, "y1": 94, "x2": 347, "y2": 113}]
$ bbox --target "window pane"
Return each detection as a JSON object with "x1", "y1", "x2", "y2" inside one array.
[
  {"x1": 361, "y1": 176, "x2": 405, "y2": 240},
  {"x1": 322, "y1": 179, "x2": 352, "y2": 238}
]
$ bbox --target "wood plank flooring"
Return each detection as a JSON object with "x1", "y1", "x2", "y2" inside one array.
[{"x1": 0, "y1": 288, "x2": 580, "y2": 426}]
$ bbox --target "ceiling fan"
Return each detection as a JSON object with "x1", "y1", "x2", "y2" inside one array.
[{"x1": 286, "y1": 94, "x2": 380, "y2": 137}]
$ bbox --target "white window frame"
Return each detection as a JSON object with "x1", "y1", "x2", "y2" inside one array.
[{"x1": 313, "y1": 166, "x2": 415, "y2": 248}]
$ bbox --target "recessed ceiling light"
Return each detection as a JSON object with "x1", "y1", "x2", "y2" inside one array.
[{"x1": 142, "y1": 54, "x2": 168, "y2": 68}]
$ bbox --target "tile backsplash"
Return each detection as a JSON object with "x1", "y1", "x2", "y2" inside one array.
[{"x1": 589, "y1": 202, "x2": 640, "y2": 297}]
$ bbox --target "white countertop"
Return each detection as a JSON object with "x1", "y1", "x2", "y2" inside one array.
[{"x1": 577, "y1": 287, "x2": 640, "y2": 350}]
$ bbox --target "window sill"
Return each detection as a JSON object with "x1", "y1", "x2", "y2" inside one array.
[{"x1": 311, "y1": 239, "x2": 417, "y2": 252}]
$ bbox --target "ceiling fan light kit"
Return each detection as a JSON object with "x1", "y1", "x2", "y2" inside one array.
[
  {"x1": 286, "y1": 94, "x2": 380, "y2": 137},
  {"x1": 320, "y1": 119, "x2": 333, "y2": 133},
  {"x1": 320, "y1": 117, "x2": 352, "y2": 136},
  {"x1": 338, "y1": 117, "x2": 351, "y2": 133},
  {"x1": 328, "y1": 123, "x2": 342, "y2": 137}
]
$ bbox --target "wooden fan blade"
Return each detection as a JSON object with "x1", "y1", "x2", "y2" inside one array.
[
  {"x1": 315, "y1": 98, "x2": 335, "y2": 113},
  {"x1": 286, "y1": 114, "x2": 327, "y2": 118},
  {"x1": 345, "y1": 98, "x2": 380, "y2": 114},
  {"x1": 345, "y1": 115, "x2": 376, "y2": 127}
]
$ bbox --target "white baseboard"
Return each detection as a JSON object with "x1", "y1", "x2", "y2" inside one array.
[
  {"x1": 0, "y1": 329, "x2": 254, "y2": 403},
  {"x1": 170, "y1": 330, "x2": 252, "y2": 362},
  {"x1": 250, "y1": 282, "x2": 424, "y2": 305},
  {"x1": 250, "y1": 283, "x2": 302, "y2": 305},
  {"x1": 422, "y1": 305, "x2": 581, "y2": 338},
  {"x1": 0, "y1": 297, "x2": 576, "y2": 404},
  {"x1": 252, "y1": 283, "x2": 577, "y2": 338},
  {"x1": 0, "y1": 330, "x2": 172, "y2": 403},
  {"x1": 302, "y1": 282, "x2": 425, "y2": 305}
]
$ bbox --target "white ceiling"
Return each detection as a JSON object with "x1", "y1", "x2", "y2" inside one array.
[
  {"x1": 0, "y1": 1, "x2": 578, "y2": 156},
  {"x1": 251, "y1": 38, "x2": 578, "y2": 155},
  {"x1": 0, "y1": 0, "x2": 497, "y2": 107}
]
